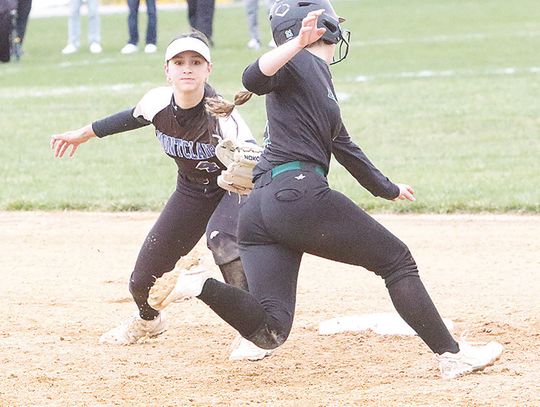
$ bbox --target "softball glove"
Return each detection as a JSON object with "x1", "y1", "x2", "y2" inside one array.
[{"x1": 215, "y1": 139, "x2": 263, "y2": 195}]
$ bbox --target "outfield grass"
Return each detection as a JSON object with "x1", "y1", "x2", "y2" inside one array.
[{"x1": 0, "y1": 0, "x2": 539, "y2": 212}]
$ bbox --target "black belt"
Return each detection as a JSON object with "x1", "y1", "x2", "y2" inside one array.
[{"x1": 180, "y1": 173, "x2": 217, "y2": 185}]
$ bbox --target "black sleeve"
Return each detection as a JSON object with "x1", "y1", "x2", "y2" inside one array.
[
  {"x1": 242, "y1": 58, "x2": 284, "y2": 95},
  {"x1": 91, "y1": 108, "x2": 150, "y2": 138},
  {"x1": 332, "y1": 125, "x2": 400, "y2": 200}
]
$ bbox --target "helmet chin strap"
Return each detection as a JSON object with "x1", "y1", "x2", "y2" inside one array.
[{"x1": 330, "y1": 29, "x2": 351, "y2": 65}]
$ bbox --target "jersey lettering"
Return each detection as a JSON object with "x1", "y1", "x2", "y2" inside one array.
[{"x1": 156, "y1": 130, "x2": 216, "y2": 160}]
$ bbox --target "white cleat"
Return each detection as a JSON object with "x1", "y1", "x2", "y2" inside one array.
[
  {"x1": 437, "y1": 340, "x2": 503, "y2": 379},
  {"x1": 99, "y1": 313, "x2": 167, "y2": 345},
  {"x1": 148, "y1": 266, "x2": 209, "y2": 311},
  {"x1": 229, "y1": 335, "x2": 273, "y2": 361}
]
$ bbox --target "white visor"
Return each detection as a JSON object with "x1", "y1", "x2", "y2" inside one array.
[{"x1": 165, "y1": 37, "x2": 211, "y2": 63}]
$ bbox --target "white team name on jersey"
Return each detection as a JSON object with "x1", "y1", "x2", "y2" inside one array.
[{"x1": 156, "y1": 130, "x2": 216, "y2": 160}]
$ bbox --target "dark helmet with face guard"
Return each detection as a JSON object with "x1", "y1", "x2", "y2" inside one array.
[
  {"x1": 269, "y1": 0, "x2": 350, "y2": 64},
  {"x1": 269, "y1": 0, "x2": 344, "y2": 45}
]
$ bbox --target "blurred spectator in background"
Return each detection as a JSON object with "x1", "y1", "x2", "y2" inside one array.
[
  {"x1": 15, "y1": 0, "x2": 32, "y2": 46},
  {"x1": 187, "y1": 0, "x2": 215, "y2": 46},
  {"x1": 62, "y1": 0, "x2": 102, "y2": 54},
  {"x1": 121, "y1": 0, "x2": 157, "y2": 54},
  {"x1": 245, "y1": 0, "x2": 275, "y2": 50},
  {"x1": 0, "y1": 0, "x2": 32, "y2": 62},
  {"x1": 0, "y1": 0, "x2": 16, "y2": 62}
]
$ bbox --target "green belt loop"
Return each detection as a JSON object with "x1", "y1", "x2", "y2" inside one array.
[{"x1": 271, "y1": 161, "x2": 326, "y2": 178}]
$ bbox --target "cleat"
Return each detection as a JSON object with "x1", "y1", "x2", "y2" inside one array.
[
  {"x1": 229, "y1": 335, "x2": 273, "y2": 361},
  {"x1": 148, "y1": 266, "x2": 209, "y2": 310},
  {"x1": 99, "y1": 313, "x2": 167, "y2": 345},
  {"x1": 437, "y1": 340, "x2": 503, "y2": 379}
]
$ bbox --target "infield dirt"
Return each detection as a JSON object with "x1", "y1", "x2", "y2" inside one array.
[{"x1": 1, "y1": 212, "x2": 539, "y2": 406}]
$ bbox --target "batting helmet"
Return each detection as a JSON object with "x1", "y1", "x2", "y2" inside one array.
[{"x1": 269, "y1": 0, "x2": 349, "y2": 63}]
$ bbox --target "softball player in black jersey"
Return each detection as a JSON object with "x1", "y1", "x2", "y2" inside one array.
[
  {"x1": 50, "y1": 33, "x2": 262, "y2": 355},
  {"x1": 168, "y1": 0, "x2": 503, "y2": 378}
]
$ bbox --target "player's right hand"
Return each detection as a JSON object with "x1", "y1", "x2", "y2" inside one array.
[
  {"x1": 297, "y1": 9, "x2": 326, "y2": 48},
  {"x1": 50, "y1": 124, "x2": 96, "y2": 158}
]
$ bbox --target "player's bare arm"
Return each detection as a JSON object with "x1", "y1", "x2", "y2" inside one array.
[{"x1": 258, "y1": 9, "x2": 326, "y2": 76}]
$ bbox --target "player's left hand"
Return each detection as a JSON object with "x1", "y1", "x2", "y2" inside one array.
[{"x1": 394, "y1": 184, "x2": 415, "y2": 202}]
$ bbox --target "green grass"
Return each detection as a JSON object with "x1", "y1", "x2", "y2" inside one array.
[{"x1": 1, "y1": 0, "x2": 539, "y2": 212}]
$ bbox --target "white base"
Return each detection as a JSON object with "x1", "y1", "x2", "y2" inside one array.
[{"x1": 319, "y1": 312, "x2": 454, "y2": 336}]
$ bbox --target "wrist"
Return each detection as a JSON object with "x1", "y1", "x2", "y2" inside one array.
[
  {"x1": 84, "y1": 124, "x2": 97, "y2": 140},
  {"x1": 290, "y1": 37, "x2": 307, "y2": 51},
  {"x1": 391, "y1": 183, "x2": 401, "y2": 200}
]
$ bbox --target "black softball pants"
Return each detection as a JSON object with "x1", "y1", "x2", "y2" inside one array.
[
  {"x1": 129, "y1": 178, "x2": 244, "y2": 320},
  {"x1": 198, "y1": 167, "x2": 458, "y2": 355}
]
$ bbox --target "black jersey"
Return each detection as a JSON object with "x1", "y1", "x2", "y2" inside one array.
[
  {"x1": 242, "y1": 50, "x2": 399, "y2": 200},
  {"x1": 92, "y1": 83, "x2": 254, "y2": 182}
]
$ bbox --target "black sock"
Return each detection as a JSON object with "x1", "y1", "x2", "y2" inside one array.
[
  {"x1": 219, "y1": 259, "x2": 249, "y2": 291},
  {"x1": 387, "y1": 275, "x2": 459, "y2": 354},
  {"x1": 198, "y1": 278, "x2": 266, "y2": 337}
]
